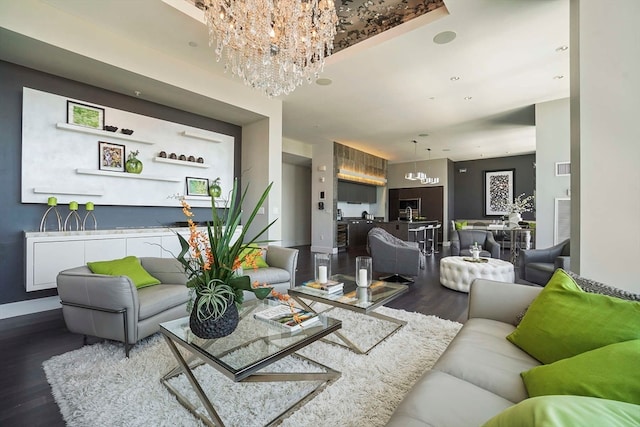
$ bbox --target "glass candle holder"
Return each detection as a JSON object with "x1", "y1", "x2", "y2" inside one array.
[
  {"x1": 356, "y1": 256, "x2": 372, "y2": 287},
  {"x1": 314, "y1": 253, "x2": 331, "y2": 284}
]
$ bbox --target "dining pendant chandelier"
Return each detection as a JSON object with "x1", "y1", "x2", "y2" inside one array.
[
  {"x1": 202, "y1": 0, "x2": 338, "y2": 98},
  {"x1": 404, "y1": 140, "x2": 440, "y2": 184}
]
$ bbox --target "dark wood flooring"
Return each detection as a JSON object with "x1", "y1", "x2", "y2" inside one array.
[{"x1": 0, "y1": 244, "x2": 468, "y2": 426}]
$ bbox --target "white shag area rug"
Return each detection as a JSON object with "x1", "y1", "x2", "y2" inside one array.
[{"x1": 43, "y1": 306, "x2": 461, "y2": 427}]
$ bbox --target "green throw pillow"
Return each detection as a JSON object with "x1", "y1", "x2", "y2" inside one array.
[
  {"x1": 506, "y1": 269, "x2": 640, "y2": 364},
  {"x1": 87, "y1": 256, "x2": 161, "y2": 289},
  {"x1": 521, "y1": 340, "x2": 640, "y2": 405},
  {"x1": 239, "y1": 245, "x2": 269, "y2": 269},
  {"x1": 454, "y1": 220, "x2": 467, "y2": 230},
  {"x1": 481, "y1": 395, "x2": 640, "y2": 427}
]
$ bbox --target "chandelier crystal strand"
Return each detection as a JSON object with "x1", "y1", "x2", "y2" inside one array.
[{"x1": 204, "y1": 0, "x2": 338, "y2": 97}]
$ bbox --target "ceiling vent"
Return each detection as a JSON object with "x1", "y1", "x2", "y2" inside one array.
[{"x1": 555, "y1": 162, "x2": 571, "y2": 176}]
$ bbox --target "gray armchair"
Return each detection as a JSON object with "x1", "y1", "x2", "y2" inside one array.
[
  {"x1": 57, "y1": 257, "x2": 190, "y2": 357},
  {"x1": 450, "y1": 229, "x2": 501, "y2": 258},
  {"x1": 519, "y1": 239, "x2": 570, "y2": 286},
  {"x1": 367, "y1": 227, "x2": 422, "y2": 283}
]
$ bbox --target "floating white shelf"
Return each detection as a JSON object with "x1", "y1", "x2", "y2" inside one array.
[
  {"x1": 57, "y1": 123, "x2": 154, "y2": 145},
  {"x1": 183, "y1": 195, "x2": 229, "y2": 207},
  {"x1": 76, "y1": 168, "x2": 181, "y2": 182},
  {"x1": 33, "y1": 187, "x2": 105, "y2": 196},
  {"x1": 153, "y1": 157, "x2": 210, "y2": 168},
  {"x1": 180, "y1": 130, "x2": 222, "y2": 143}
]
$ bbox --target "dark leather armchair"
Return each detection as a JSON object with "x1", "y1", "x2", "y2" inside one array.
[
  {"x1": 367, "y1": 227, "x2": 422, "y2": 283},
  {"x1": 519, "y1": 239, "x2": 570, "y2": 286},
  {"x1": 450, "y1": 230, "x2": 501, "y2": 258}
]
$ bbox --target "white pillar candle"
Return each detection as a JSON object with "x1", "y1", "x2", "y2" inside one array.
[
  {"x1": 318, "y1": 266, "x2": 328, "y2": 284},
  {"x1": 358, "y1": 268, "x2": 368, "y2": 287}
]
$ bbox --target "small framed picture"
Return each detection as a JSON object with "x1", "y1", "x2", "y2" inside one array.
[
  {"x1": 98, "y1": 141, "x2": 125, "y2": 172},
  {"x1": 186, "y1": 177, "x2": 210, "y2": 196},
  {"x1": 67, "y1": 100, "x2": 105, "y2": 129}
]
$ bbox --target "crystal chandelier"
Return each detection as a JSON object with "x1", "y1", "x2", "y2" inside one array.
[
  {"x1": 202, "y1": 0, "x2": 338, "y2": 98},
  {"x1": 405, "y1": 140, "x2": 440, "y2": 184}
]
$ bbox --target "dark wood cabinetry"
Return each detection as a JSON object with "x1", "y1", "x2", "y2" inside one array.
[
  {"x1": 347, "y1": 220, "x2": 375, "y2": 249},
  {"x1": 389, "y1": 186, "x2": 444, "y2": 243},
  {"x1": 338, "y1": 181, "x2": 376, "y2": 203},
  {"x1": 336, "y1": 222, "x2": 348, "y2": 251}
]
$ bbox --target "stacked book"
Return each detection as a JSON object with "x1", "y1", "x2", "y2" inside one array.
[
  {"x1": 300, "y1": 279, "x2": 344, "y2": 294},
  {"x1": 253, "y1": 304, "x2": 320, "y2": 332}
]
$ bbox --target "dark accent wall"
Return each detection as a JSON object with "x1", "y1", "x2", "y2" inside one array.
[
  {"x1": 453, "y1": 154, "x2": 536, "y2": 221},
  {"x1": 0, "y1": 60, "x2": 242, "y2": 305}
]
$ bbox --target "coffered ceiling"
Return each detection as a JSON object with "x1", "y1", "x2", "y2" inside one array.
[{"x1": 0, "y1": 0, "x2": 570, "y2": 163}]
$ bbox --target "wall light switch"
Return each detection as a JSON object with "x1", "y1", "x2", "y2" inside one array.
[{"x1": 257, "y1": 207, "x2": 265, "y2": 214}]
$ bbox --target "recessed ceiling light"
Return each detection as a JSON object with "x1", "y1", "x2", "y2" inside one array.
[
  {"x1": 554, "y1": 75, "x2": 564, "y2": 79},
  {"x1": 188, "y1": 41, "x2": 198, "y2": 47},
  {"x1": 433, "y1": 31, "x2": 457, "y2": 45},
  {"x1": 464, "y1": 96, "x2": 472, "y2": 100},
  {"x1": 316, "y1": 78, "x2": 332, "y2": 86},
  {"x1": 450, "y1": 76, "x2": 460, "y2": 81},
  {"x1": 556, "y1": 45, "x2": 568, "y2": 52}
]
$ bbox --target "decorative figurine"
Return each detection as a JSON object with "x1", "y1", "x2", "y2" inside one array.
[{"x1": 39, "y1": 196, "x2": 63, "y2": 232}]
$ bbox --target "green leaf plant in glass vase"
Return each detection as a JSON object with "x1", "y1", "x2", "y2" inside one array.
[{"x1": 176, "y1": 178, "x2": 277, "y2": 339}]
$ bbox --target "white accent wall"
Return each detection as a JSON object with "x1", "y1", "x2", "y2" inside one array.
[
  {"x1": 535, "y1": 98, "x2": 571, "y2": 249},
  {"x1": 571, "y1": 0, "x2": 640, "y2": 292},
  {"x1": 311, "y1": 142, "x2": 336, "y2": 253}
]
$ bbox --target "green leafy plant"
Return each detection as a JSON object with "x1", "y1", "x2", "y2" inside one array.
[
  {"x1": 176, "y1": 178, "x2": 276, "y2": 321},
  {"x1": 192, "y1": 279, "x2": 236, "y2": 320}
]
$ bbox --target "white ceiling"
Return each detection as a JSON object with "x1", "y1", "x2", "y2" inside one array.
[{"x1": 0, "y1": 0, "x2": 569, "y2": 163}]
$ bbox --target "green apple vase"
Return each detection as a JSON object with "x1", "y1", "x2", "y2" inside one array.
[
  {"x1": 125, "y1": 150, "x2": 143, "y2": 174},
  {"x1": 209, "y1": 177, "x2": 222, "y2": 197}
]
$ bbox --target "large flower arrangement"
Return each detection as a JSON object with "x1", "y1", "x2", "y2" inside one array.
[
  {"x1": 504, "y1": 193, "x2": 534, "y2": 215},
  {"x1": 176, "y1": 178, "x2": 277, "y2": 321}
]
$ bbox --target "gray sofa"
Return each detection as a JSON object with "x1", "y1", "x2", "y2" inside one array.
[
  {"x1": 244, "y1": 245, "x2": 299, "y2": 298},
  {"x1": 518, "y1": 239, "x2": 570, "y2": 286},
  {"x1": 387, "y1": 279, "x2": 543, "y2": 426},
  {"x1": 57, "y1": 246, "x2": 299, "y2": 356}
]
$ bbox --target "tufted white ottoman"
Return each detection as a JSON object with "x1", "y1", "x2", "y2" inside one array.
[{"x1": 440, "y1": 256, "x2": 515, "y2": 292}]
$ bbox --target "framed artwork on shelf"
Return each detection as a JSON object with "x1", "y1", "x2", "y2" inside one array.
[
  {"x1": 484, "y1": 169, "x2": 515, "y2": 216},
  {"x1": 98, "y1": 141, "x2": 125, "y2": 172},
  {"x1": 186, "y1": 177, "x2": 209, "y2": 196},
  {"x1": 67, "y1": 100, "x2": 105, "y2": 129}
]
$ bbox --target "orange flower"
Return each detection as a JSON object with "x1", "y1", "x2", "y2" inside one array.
[{"x1": 232, "y1": 256, "x2": 242, "y2": 272}]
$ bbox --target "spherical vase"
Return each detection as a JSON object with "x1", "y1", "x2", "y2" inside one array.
[
  {"x1": 209, "y1": 183, "x2": 222, "y2": 198},
  {"x1": 189, "y1": 301, "x2": 239, "y2": 339},
  {"x1": 125, "y1": 158, "x2": 143, "y2": 174}
]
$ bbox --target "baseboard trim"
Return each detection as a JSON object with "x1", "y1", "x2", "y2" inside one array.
[{"x1": 0, "y1": 296, "x2": 61, "y2": 319}]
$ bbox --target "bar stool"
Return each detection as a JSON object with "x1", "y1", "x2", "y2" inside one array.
[
  {"x1": 425, "y1": 224, "x2": 441, "y2": 255},
  {"x1": 408, "y1": 226, "x2": 427, "y2": 254}
]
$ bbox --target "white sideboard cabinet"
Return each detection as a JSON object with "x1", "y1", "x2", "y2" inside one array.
[{"x1": 24, "y1": 227, "x2": 241, "y2": 292}]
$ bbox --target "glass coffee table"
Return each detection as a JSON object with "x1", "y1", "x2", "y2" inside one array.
[
  {"x1": 159, "y1": 300, "x2": 341, "y2": 427},
  {"x1": 288, "y1": 274, "x2": 409, "y2": 354}
]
